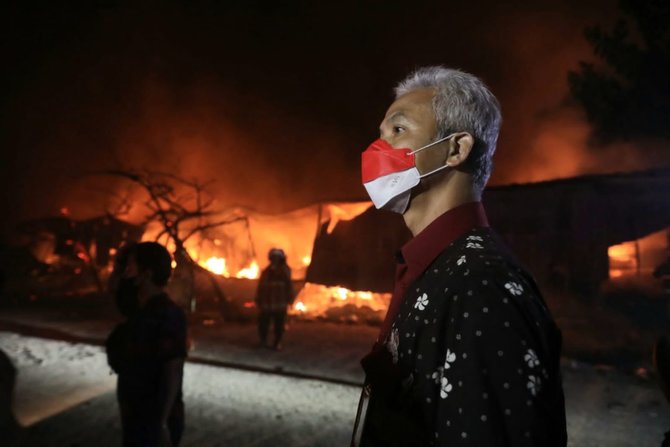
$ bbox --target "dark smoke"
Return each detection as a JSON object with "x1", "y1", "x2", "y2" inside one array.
[{"x1": 2, "y1": 0, "x2": 668, "y2": 238}]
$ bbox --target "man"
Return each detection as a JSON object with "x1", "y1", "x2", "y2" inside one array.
[
  {"x1": 108, "y1": 242, "x2": 188, "y2": 447},
  {"x1": 255, "y1": 248, "x2": 294, "y2": 350},
  {"x1": 352, "y1": 67, "x2": 567, "y2": 446}
]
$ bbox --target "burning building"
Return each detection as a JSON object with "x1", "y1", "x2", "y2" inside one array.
[
  {"x1": 306, "y1": 168, "x2": 670, "y2": 302},
  {"x1": 485, "y1": 168, "x2": 670, "y2": 293},
  {"x1": 145, "y1": 201, "x2": 391, "y2": 322},
  {"x1": 8, "y1": 168, "x2": 669, "y2": 321}
]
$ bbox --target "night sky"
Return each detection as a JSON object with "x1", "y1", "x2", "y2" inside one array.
[{"x1": 3, "y1": 0, "x2": 669, "y2": 237}]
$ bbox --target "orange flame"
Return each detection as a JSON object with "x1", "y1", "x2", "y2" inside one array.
[
  {"x1": 290, "y1": 283, "x2": 390, "y2": 317},
  {"x1": 236, "y1": 260, "x2": 259, "y2": 279},
  {"x1": 202, "y1": 256, "x2": 230, "y2": 277}
]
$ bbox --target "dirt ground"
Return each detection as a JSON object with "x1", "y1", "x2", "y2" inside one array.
[{"x1": 1, "y1": 294, "x2": 670, "y2": 446}]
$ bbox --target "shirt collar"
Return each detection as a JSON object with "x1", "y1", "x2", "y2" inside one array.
[{"x1": 399, "y1": 201, "x2": 489, "y2": 276}]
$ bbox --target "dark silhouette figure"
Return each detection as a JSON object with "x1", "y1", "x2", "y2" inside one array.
[
  {"x1": 106, "y1": 242, "x2": 188, "y2": 447},
  {"x1": 255, "y1": 248, "x2": 294, "y2": 350},
  {"x1": 0, "y1": 349, "x2": 20, "y2": 446},
  {"x1": 654, "y1": 335, "x2": 670, "y2": 447}
]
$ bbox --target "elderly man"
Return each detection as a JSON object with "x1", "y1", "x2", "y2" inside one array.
[{"x1": 352, "y1": 67, "x2": 567, "y2": 446}]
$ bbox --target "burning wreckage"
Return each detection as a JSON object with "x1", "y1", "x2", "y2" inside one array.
[
  {"x1": 3, "y1": 201, "x2": 395, "y2": 323},
  {"x1": 4, "y1": 168, "x2": 670, "y2": 325}
]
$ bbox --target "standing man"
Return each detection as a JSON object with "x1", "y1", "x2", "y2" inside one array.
[
  {"x1": 109, "y1": 242, "x2": 188, "y2": 447},
  {"x1": 255, "y1": 248, "x2": 294, "y2": 350},
  {"x1": 352, "y1": 67, "x2": 566, "y2": 446}
]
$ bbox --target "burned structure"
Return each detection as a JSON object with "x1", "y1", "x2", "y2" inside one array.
[{"x1": 307, "y1": 169, "x2": 670, "y2": 297}]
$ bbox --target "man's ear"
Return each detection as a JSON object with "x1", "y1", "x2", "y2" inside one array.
[{"x1": 445, "y1": 133, "x2": 474, "y2": 167}]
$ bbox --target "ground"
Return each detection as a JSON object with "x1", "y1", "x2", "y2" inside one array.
[{"x1": 0, "y1": 297, "x2": 669, "y2": 446}]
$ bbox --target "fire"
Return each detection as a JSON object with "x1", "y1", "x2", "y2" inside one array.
[
  {"x1": 324, "y1": 203, "x2": 372, "y2": 234},
  {"x1": 608, "y1": 242, "x2": 638, "y2": 278},
  {"x1": 302, "y1": 255, "x2": 311, "y2": 266},
  {"x1": 236, "y1": 260, "x2": 259, "y2": 279},
  {"x1": 202, "y1": 257, "x2": 230, "y2": 276},
  {"x1": 195, "y1": 257, "x2": 260, "y2": 279},
  {"x1": 334, "y1": 287, "x2": 348, "y2": 301},
  {"x1": 290, "y1": 283, "x2": 391, "y2": 318},
  {"x1": 607, "y1": 229, "x2": 669, "y2": 279}
]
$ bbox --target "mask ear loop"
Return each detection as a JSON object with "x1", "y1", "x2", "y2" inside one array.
[
  {"x1": 409, "y1": 133, "x2": 457, "y2": 178},
  {"x1": 408, "y1": 133, "x2": 457, "y2": 155},
  {"x1": 418, "y1": 163, "x2": 451, "y2": 179}
]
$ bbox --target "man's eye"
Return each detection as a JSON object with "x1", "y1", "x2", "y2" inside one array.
[{"x1": 393, "y1": 126, "x2": 405, "y2": 134}]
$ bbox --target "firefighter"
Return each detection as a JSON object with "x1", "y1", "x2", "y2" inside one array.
[{"x1": 255, "y1": 248, "x2": 294, "y2": 350}]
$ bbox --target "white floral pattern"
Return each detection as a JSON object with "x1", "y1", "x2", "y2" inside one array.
[
  {"x1": 387, "y1": 329, "x2": 400, "y2": 364},
  {"x1": 372, "y1": 227, "x2": 563, "y2": 443},
  {"x1": 504, "y1": 282, "x2": 524, "y2": 296},
  {"x1": 444, "y1": 349, "x2": 456, "y2": 369},
  {"x1": 415, "y1": 293, "x2": 429, "y2": 311},
  {"x1": 527, "y1": 375, "x2": 541, "y2": 396},
  {"x1": 431, "y1": 366, "x2": 444, "y2": 383},
  {"x1": 524, "y1": 349, "x2": 540, "y2": 368},
  {"x1": 440, "y1": 377, "x2": 453, "y2": 399}
]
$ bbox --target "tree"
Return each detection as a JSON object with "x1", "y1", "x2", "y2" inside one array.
[
  {"x1": 568, "y1": 0, "x2": 670, "y2": 143},
  {"x1": 100, "y1": 168, "x2": 250, "y2": 314}
]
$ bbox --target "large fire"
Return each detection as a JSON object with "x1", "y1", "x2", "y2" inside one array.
[
  {"x1": 289, "y1": 283, "x2": 391, "y2": 321},
  {"x1": 141, "y1": 201, "x2": 371, "y2": 281},
  {"x1": 137, "y1": 201, "x2": 392, "y2": 320}
]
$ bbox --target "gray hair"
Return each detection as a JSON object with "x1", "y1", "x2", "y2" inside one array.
[{"x1": 395, "y1": 66, "x2": 502, "y2": 191}]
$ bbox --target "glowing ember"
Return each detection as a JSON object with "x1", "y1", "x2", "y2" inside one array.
[
  {"x1": 236, "y1": 260, "x2": 259, "y2": 279},
  {"x1": 294, "y1": 301, "x2": 307, "y2": 312}
]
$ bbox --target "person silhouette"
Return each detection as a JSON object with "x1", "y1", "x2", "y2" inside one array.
[{"x1": 255, "y1": 248, "x2": 294, "y2": 350}]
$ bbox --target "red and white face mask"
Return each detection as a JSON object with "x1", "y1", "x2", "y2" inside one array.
[{"x1": 361, "y1": 134, "x2": 456, "y2": 214}]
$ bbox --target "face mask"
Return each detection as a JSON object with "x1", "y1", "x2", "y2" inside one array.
[
  {"x1": 361, "y1": 134, "x2": 456, "y2": 213},
  {"x1": 115, "y1": 276, "x2": 140, "y2": 317}
]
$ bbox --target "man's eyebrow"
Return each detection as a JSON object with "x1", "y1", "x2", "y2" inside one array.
[{"x1": 386, "y1": 111, "x2": 407, "y2": 121}]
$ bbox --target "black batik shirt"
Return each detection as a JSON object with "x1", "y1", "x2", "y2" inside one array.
[{"x1": 360, "y1": 205, "x2": 567, "y2": 446}]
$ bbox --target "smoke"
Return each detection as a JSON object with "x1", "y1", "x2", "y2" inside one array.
[
  {"x1": 3, "y1": 0, "x2": 669, "y2": 238},
  {"x1": 483, "y1": 4, "x2": 670, "y2": 185}
]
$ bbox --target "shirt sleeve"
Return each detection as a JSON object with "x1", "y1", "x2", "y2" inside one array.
[{"x1": 431, "y1": 267, "x2": 557, "y2": 446}]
